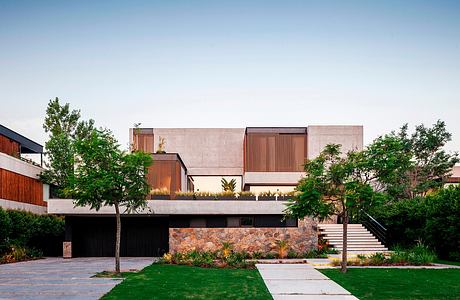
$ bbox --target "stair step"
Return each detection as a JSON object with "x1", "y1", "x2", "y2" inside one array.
[{"x1": 335, "y1": 246, "x2": 388, "y2": 250}]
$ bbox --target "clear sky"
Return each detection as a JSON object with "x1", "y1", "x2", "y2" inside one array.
[{"x1": 1, "y1": 0, "x2": 459, "y2": 152}]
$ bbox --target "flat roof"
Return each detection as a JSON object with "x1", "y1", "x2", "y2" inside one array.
[
  {"x1": 0, "y1": 124, "x2": 43, "y2": 154},
  {"x1": 246, "y1": 127, "x2": 307, "y2": 134}
]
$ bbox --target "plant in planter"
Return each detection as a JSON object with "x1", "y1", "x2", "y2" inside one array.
[
  {"x1": 195, "y1": 191, "x2": 217, "y2": 200},
  {"x1": 221, "y1": 178, "x2": 237, "y2": 192},
  {"x1": 258, "y1": 191, "x2": 276, "y2": 201},
  {"x1": 278, "y1": 190, "x2": 296, "y2": 201},
  {"x1": 156, "y1": 136, "x2": 166, "y2": 154},
  {"x1": 237, "y1": 191, "x2": 256, "y2": 201},
  {"x1": 276, "y1": 240, "x2": 289, "y2": 259},
  {"x1": 216, "y1": 191, "x2": 236, "y2": 200},
  {"x1": 175, "y1": 191, "x2": 195, "y2": 200},
  {"x1": 149, "y1": 188, "x2": 170, "y2": 200}
]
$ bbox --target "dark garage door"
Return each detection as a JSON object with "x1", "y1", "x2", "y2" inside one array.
[{"x1": 69, "y1": 216, "x2": 169, "y2": 257}]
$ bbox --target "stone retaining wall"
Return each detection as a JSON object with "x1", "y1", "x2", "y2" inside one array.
[{"x1": 169, "y1": 218, "x2": 318, "y2": 253}]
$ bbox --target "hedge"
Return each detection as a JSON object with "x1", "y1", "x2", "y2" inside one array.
[
  {"x1": 368, "y1": 186, "x2": 460, "y2": 261},
  {"x1": 0, "y1": 207, "x2": 65, "y2": 256}
]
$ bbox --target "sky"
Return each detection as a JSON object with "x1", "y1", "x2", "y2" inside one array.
[{"x1": 1, "y1": 0, "x2": 459, "y2": 153}]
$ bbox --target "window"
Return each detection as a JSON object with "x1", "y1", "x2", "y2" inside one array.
[{"x1": 240, "y1": 217, "x2": 254, "y2": 227}]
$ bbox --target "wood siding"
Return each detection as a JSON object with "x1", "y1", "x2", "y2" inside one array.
[
  {"x1": 0, "y1": 135, "x2": 20, "y2": 157},
  {"x1": 245, "y1": 133, "x2": 307, "y2": 172},
  {"x1": 0, "y1": 168, "x2": 45, "y2": 206},
  {"x1": 133, "y1": 132, "x2": 154, "y2": 153},
  {"x1": 147, "y1": 160, "x2": 182, "y2": 193}
]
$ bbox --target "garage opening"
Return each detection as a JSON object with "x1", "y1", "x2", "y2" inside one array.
[{"x1": 67, "y1": 216, "x2": 169, "y2": 257}]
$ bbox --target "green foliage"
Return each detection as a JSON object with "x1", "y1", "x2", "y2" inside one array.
[
  {"x1": 368, "y1": 186, "x2": 460, "y2": 261},
  {"x1": 286, "y1": 144, "x2": 382, "y2": 223},
  {"x1": 0, "y1": 208, "x2": 64, "y2": 257},
  {"x1": 71, "y1": 128, "x2": 152, "y2": 211},
  {"x1": 221, "y1": 178, "x2": 237, "y2": 192},
  {"x1": 40, "y1": 98, "x2": 94, "y2": 197},
  {"x1": 366, "y1": 121, "x2": 459, "y2": 199}
]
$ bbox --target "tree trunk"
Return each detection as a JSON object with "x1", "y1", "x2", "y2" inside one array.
[
  {"x1": 114, "y1": 202, "x2": 121, "y2": 274},
  {"x1": 341, "y1": 212, "x2": 348, "y2": 273}
]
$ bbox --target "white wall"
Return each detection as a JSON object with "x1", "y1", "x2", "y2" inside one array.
[{"x1": 307, "y1": 125, "x2": 363, "y2": 159}]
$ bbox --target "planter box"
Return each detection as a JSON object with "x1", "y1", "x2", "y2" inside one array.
[
  {"x1": 257, "y1": 196, "x2": 276, "y2": 201},
  {"x1": 218, "y1": 196, "x2": 238, "y2": 201},
  {"x1": 195, "y1": 196, "x2": 217, "y2": 200},
  {"x1": 150, "y1": 194, "x2": 171, "y2": 200},
  {"x1": 238, "y1": 196, "x2": 257, "y2": 201},
  {"x1": 175, "y1": 195, "x2": 194, "y2": 200}
]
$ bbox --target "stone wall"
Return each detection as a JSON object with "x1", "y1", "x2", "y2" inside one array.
[{"x1": 169, "y1": 218, "x2": 318, "y2": 253}]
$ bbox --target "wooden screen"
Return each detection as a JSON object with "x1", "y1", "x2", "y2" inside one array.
[
  {"x1": 146, "y1": 161, "x2": 182, "y2": 193},
  {"x1": 245, "y1": 133, "x2": 307, "y2": 172},
  {"x1": 0, "y1": 135, "x2": 20, "y2": 157},
  {"x1": 132, "y1": 132, "x2": 154, "y2": 153},
  {"x1": 0, "y1": 169, "x2": 45, "y2": 206}
]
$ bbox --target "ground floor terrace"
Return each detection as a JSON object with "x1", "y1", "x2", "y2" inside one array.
[{"x1": 51, "y1": 199, "x2": 320, "y2": 258}]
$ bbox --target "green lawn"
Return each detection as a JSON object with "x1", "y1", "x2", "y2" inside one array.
[
  {"x1": 102, "y1": 264, "x2": 272, "y2": 300},
  {"x1": 321, "y1": 268, "x2": 460, "y2": 300}
]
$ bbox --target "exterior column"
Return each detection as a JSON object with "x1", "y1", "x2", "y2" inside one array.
[{"x1": 63, "y1": 217, "x2": 72, "y2": 258}]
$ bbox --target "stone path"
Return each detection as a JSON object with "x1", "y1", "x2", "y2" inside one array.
[
  {"x1": 256, "y1": 264, "x2": 358, "y2": 300},
  {"x1": 0, "y1": 257, "x2": 154, "y2": 300}
]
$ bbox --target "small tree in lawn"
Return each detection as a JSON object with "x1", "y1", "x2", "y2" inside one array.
[
  {"x1": 71, "y1": 128, "x2": 152, "y2": 273},
  {"x1": 285, "y1": 144, "x2": 380, "y2": 273}
]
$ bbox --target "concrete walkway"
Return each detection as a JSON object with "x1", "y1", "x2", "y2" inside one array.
[
  {"x1": 0, "y1": 257, "x2": 154, "y2": 300},
  {"x1": 256, "y1": 264, "x2": 358, "y2": 300}
]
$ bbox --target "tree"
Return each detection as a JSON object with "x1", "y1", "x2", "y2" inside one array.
[
  {"x1": 40, "y1": 98, "x2": 94, "y2": 197},
  {"x1": 285, "y1": 144, "x2": 382, "y2": 272},
  {"x1": 71, "y1": 128, "x2": 152, "y2": 273},
  {"x1": 367, "y1": 121, "x2": 458, "y2": 199}
]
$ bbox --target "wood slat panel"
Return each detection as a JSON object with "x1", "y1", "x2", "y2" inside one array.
[
  {"x1": 132, "y1": 133, "x2": 154, "y2": 153},
  {"x1": 147, "y1": 160, "x2": 181, "y2": 193},
  {"x1": 0, "y1": 168, "x2": 45, "y2": 206},
  {"x1": 0, "y1": 135, "x2": 20, "y2": 157},
  {"x1": 245, "y1": 133, "x2": 307, "y2": 172}
]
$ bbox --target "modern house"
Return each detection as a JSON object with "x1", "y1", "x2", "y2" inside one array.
[
  {"x1": 49, "y1": 125, "x2": 367, "y2": 257},
  {"x1": 0, "y1": 124, "x2": 46, "y2": 214}
]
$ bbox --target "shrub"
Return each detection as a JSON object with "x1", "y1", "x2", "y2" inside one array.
[
  {"x1": 406, "y1": 243, "x2": 437, "y2": 265},
  {"x1": 0, "y1": 209, "x2": 64, "y2": 257},
  {"x1": 367, "y1": 186, "x2": 460, "y2": 261},
  {"x1": 368, "y1": 252, "x2": 386, "y2": 265}
]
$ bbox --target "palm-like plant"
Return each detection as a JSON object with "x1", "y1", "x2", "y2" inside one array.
[
  {"x1": 221, "y1": 178, "x2": 236, "y2": 192},
  {"x1": 276, "y1": 240, "x2": 289, "y2": 259}
]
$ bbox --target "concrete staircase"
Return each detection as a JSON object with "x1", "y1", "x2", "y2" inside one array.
[{"x1": 318, "y1": 223, "x2": 388, "y2": 253}]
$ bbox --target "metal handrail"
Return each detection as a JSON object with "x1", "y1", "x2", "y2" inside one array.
[{"x1": 360, "y1": 210, "x2": 387, "y2": 245}]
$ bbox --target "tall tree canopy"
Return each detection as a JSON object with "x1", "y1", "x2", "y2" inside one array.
[
  {"x1": 40, "y1": 98, "x2": 94, "y2": 197},
  {"x1": 367, "y1": 120, "x2": 458, "y2": 199},
  {"x1": 71, "y1": 128, "x2": 152, "y2": 273},
  {"x1": 285, "y1": 144, "x2": 383, "y2": 272}
]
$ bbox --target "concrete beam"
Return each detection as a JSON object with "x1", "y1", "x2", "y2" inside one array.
[{"x1": 47, "y1": 199, "x2": 288, "y2": 215}]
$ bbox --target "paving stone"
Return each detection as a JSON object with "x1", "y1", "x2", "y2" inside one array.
[
  {"x1": 256, "y1": 264, "x2": 358, "y2": 300},
  {"x1": 0, "y1": 257, "x2": 154, "y2": 300}
]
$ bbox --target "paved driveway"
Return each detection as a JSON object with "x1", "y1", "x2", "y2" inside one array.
[{"x1": 0, "y1": 257, "x2": 154, "y2": 300}]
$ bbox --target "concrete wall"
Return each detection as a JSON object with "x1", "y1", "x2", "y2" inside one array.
[
  {"x1": 307, "y1": 125, "x2": 363, "y2": 159},
  {"x1": 152, "y1": 128, "x2": 245, "y2": 176},
  {"x1": 48, "y1": 199, "x2": 289, "y2": 215},
  {"x1": 244, "y1": 172, "x2": 304, "y2": 186},
  {"x1": 0, "y1": 152, "x2": 42, "y2": 179},
  {"x1": 0, "y1": 198, "x2": 46, "y2": 214}
]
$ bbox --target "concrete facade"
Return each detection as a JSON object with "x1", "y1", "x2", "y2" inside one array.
[
  {"x1": 48, "y1": 199, "x2": 289, "y2": 215},
  {"x1": 0, "y1": 152, "x2": 42, "y2": 179},
  {"x1": 0, "y1": 198, "x2": 46, "y2": 214},
  {"x1": 244, "y1": 172, "x2": 305, "y2": 186},
  {"x1": 151, "y1": 128, "x2": 245, "y2": 176},
  {"x1": 307, "y1": 125, "x2": 363, "y2": 159}
]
